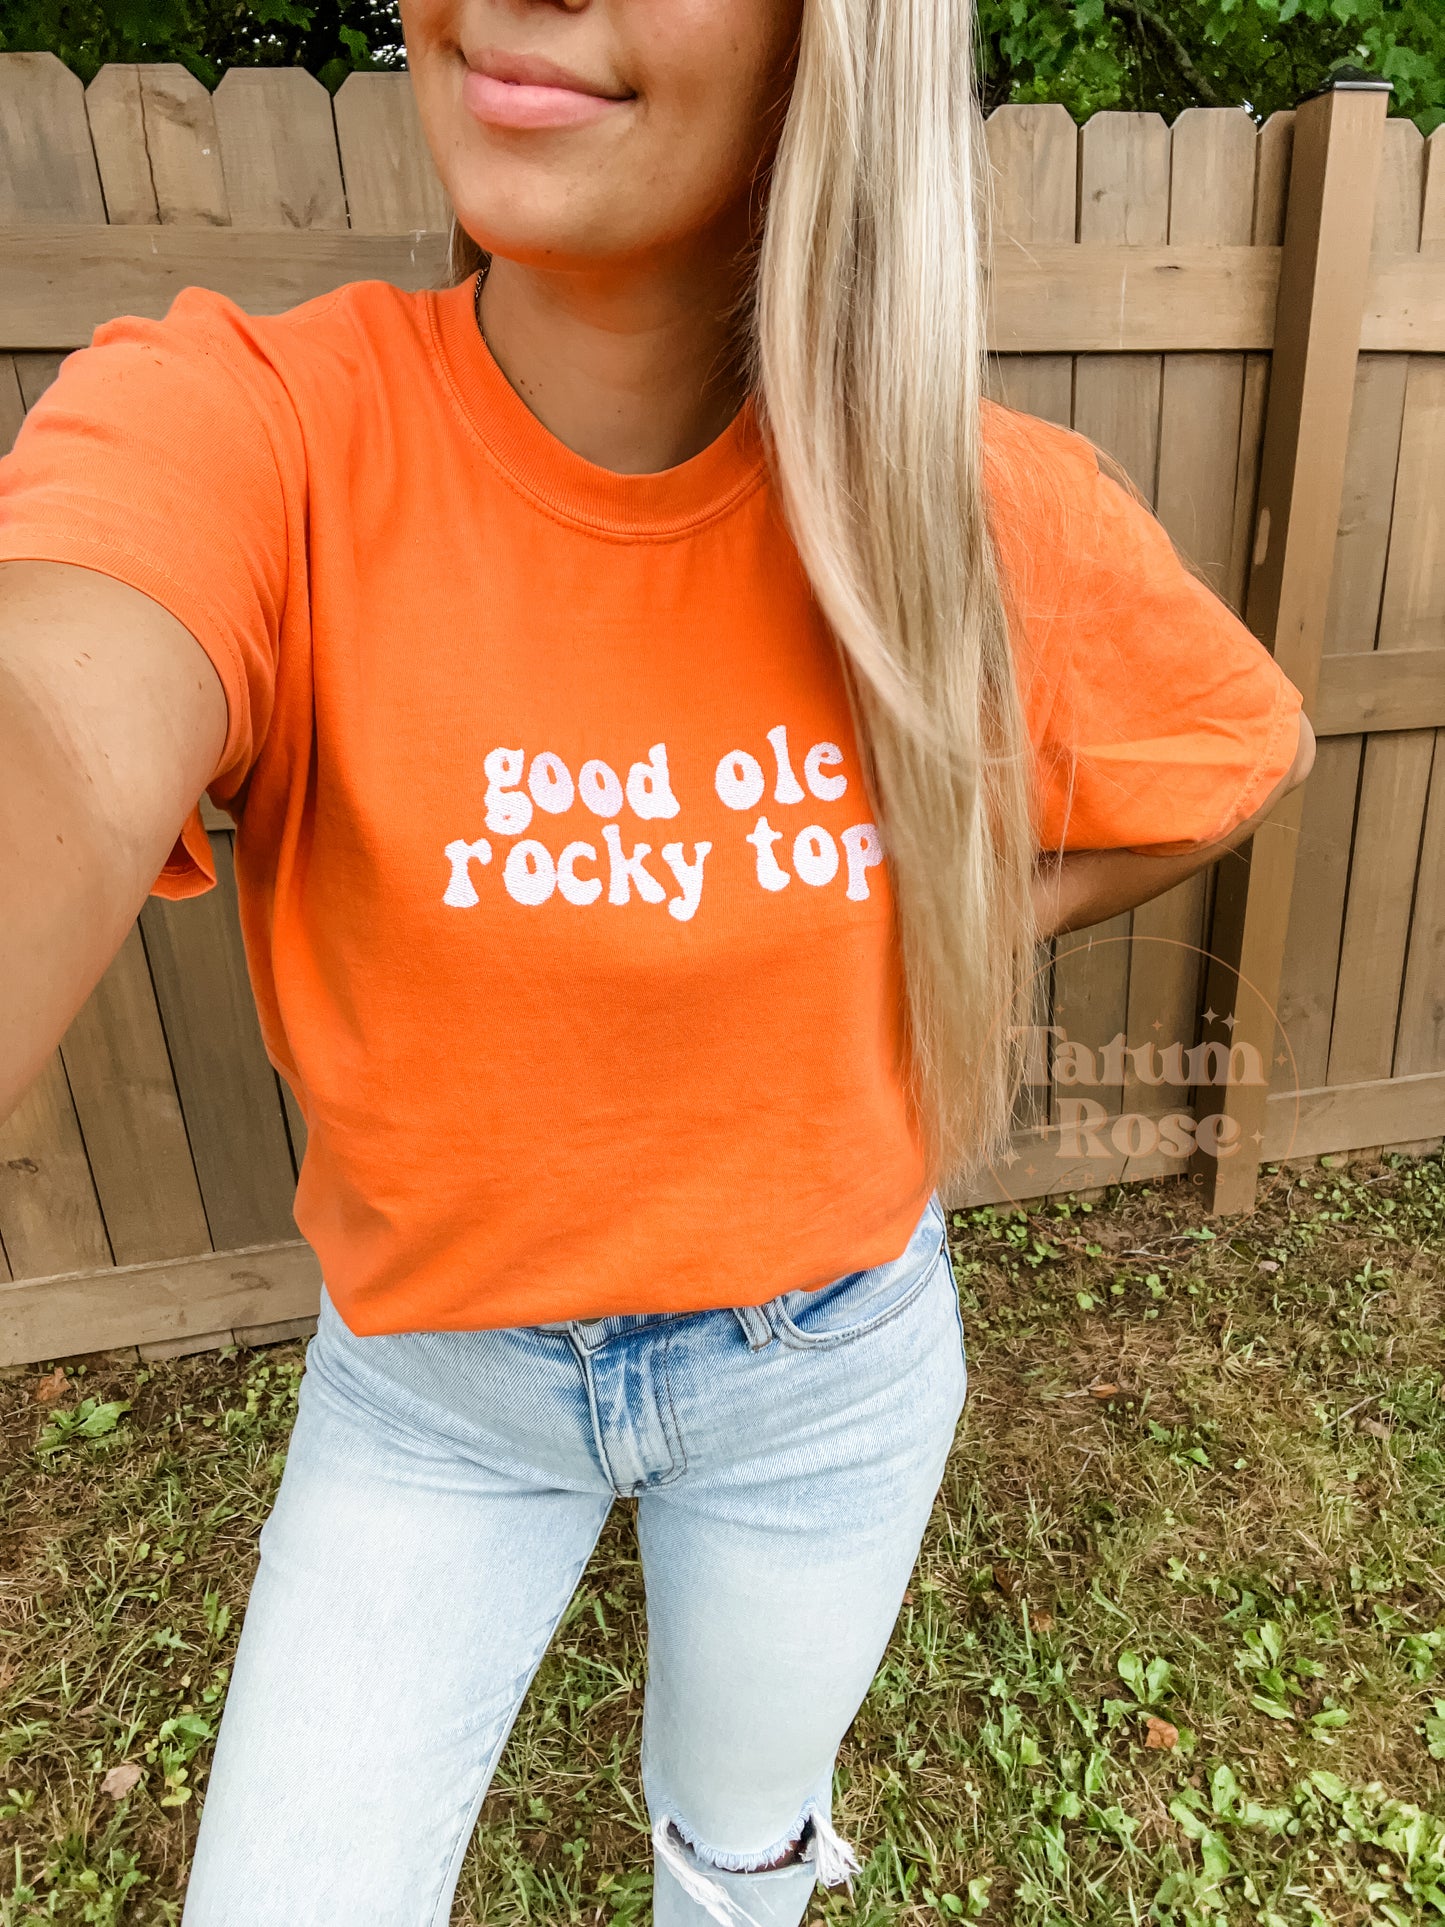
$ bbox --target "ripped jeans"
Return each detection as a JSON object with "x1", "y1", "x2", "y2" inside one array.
[{"x1": 180, "y1": 1196, "x2": 965, "y2": 1927}]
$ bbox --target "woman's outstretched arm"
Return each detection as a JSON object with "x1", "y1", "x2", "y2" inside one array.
[{"x1": 0, "y1": 560, "x2": 226, "y2": 1121}]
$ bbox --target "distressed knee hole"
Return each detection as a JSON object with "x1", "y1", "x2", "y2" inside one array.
[
  {"x1": 667, "y1": 1817, "x2": 805, "y2": 1871},
  {"x1": 652, "y1": 1808, "x2": 861, "y2": 1924}
]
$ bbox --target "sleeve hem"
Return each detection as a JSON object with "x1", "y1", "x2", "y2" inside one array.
[
  {"x1": 1120, "y1": 671, "x2": 1303, "y2": 857},
  {"x1": 149, "y1": 800, "x2": 219, "y2": 900},
  {"x1": 0, "y1": 534, "x2": 252, "y2": 794}
]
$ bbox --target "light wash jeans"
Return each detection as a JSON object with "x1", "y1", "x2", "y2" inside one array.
[{"x1": 181, "y1": 1196, "x2": 965, "y2": 1927}]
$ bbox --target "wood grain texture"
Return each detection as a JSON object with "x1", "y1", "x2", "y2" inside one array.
[
  {"x1": 1223, "y1": 112, "x2": 1294, "y2": 613},
  {"x1": 0, "y1": 54, "x2": 106, "y2": 223},
  {"x1": 212, "y1": 68, "x2": 347, "y2": 231},
  {"x1": 1057, "y1": 112, "x2": 1171, "y2": 1127},
  {"x1": 1326, "y1": 729, "x2": 1435, "y2": 1085},
  {"x1": 1314, "y1": 648, "x2": 1445, "y2": 734},
  {"x1": 138, "y1": 1328, "x2": 235, "y2": 1362},
  {"x1": 86, "y1": 63, "x2": 229, "y2": 230},
  {"x1": 1156, "y1": 110, "x2": 1256, "y2": 590},
  {"x1": 0, "y1": 224, "x2": 1293, "y2": 356},
  {"x1": 1376, "y1": 356, "x2": 1445, "y2": 651},
  {"x1": 12, "y1": 356, "x2": 65, "y2": 417},
  {"x1": 1275, "y1": 734, "x2": 1362, "y2": 1089},
  {"x1": 1323, "y1": 355, "x2": 1408, "y2": 655},
  {"x1": 1073, "y1": 114, "x2": 1170, "y2": 494},
  {"x1": 58, "y1": 925, "x2": 211, "y2": 1267},
  {"x1": 1277, "y1": 132, "x2": 1418, "y2": 1094},
  {"x1": 83, "y1": 66, "x2": 156, "y2": 224},
  {"x1": 0, "y1": 224, "x2": 450, "y2": 348},
  {"x1": 332, "y1": 71, "x2": 450, "y2": 232},
  {"x1": 1392, "y1": 130, "x2": 1445, "y2": 1080},
  {"x1": 137, "y1": 65, "x2": 229, "y2": 224},
  {"x1": 1254, "y1": 111, "x2": 1295, "y2": 249},
  {"x1": 987, "y1": 243, "x2": 1279, "y2": 352},
  {"x1": 0, "y1": 1240, "x2": 321, "y2": 1368},
  {"x1": 0, "y1": 354, "x2": 23, "y2": 454},
  {"x1": 1395, "y1": 731, "x2": 1445, "y2": 1076},
  {"x1": 1260, "y1": 1069, "x2": 1445, "y2": 1163},
  {"x1": 1226, "y1": 356, "x2": 1271, "y2": 614},
  {"x1": 1199, "y1": 82, "x2": 1392, "y2": 1210},
  {"x1": 1125, "y1": 110, "x2": 1257, "y2": 1133},
  {"x1": 139, "y1": 835, "x2": 299, "y2": 1253},
  {"x1": 1396, "y1": 733, "x2": 1445, "y2": 1076},
  {"x1": 1360, "y1": 256, "x2": 1445, "y2": 349},
  {"x1": 0, "y1": 1054, "x2": 111, "y2": 1280},
  {"x1": 983, "y1": 103, "x2": 1076, "y2": 425},
  {"x1": 232, "y1": 1313, "x2": 317, "y2": 1349},
  {"x1": 1329, "y1": 120, "x2": 1434, "y2": 1086}
]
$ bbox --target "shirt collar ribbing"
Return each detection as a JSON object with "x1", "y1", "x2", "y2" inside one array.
[{"x1": 428, "y1": 277, "x2": 767, "y2": 539}]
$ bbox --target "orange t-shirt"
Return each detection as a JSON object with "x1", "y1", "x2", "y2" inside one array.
[{"x1": 0, "y1": 281, "x2": 1301, "y2": 1333}]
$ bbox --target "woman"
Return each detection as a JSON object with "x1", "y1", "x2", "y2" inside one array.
[{"x1": 0, "y1": 1, "x2": 1312, "y2": 1921}]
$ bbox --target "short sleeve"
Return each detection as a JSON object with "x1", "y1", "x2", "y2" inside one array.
[
  {"x1": 987, "y1": 410, "x2": 1303, "y2": 857},
  {"x1": 0, "y1": 289, "x2": 293, "y2": 896}
]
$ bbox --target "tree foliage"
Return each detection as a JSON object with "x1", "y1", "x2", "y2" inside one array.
[
  {"x1": 0, "y1": 0, "x2": 1439, "y2": 130},
  {"x1": 978, "y1": 0, "x2": 1444, "y2": 131},
  {"x1": 0, "y1": 1, "x2": 403, "y2": 92}
]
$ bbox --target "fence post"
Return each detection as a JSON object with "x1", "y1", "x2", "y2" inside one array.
[{"x1": 1196, "y1": 72, "x2": 1392, "y2": 1213}]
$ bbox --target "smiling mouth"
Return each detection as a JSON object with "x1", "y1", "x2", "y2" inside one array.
[{"x1": 462, "y1": 52, "x2": 635, "y2": 131}]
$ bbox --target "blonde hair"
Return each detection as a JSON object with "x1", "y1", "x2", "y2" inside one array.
[{"x1": 450, "y1": 0, "x2": 1035, "y2": 1185}]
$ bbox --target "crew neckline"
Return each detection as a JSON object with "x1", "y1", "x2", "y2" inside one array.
[{"x1": 428, "y1": 277, "x2": 767, "y2": 539}]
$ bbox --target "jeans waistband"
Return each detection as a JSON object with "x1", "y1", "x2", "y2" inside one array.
[{"x1": 536, "y1": 1303, "x2": 777, "y2": 1353}]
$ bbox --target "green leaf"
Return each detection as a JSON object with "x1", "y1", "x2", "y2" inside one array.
[
  {"x1": 1199, "y1": 1827, "x2": 1233, "y2": 1885},
  {"x1": 1310, "y1": 1705, "x2": 1350, "y2": 1730},
  {"x1": 1309, "y1": 1768, "x2": 1350, "y2": 1803},
  {"x1": 1237, "y1": 1799, "x2": 1292, "y2": 1834},
  {"x1": 1170, "y1": 1795, "x2": 1208, "y2": 1840},
  {"x1": 1210, "y1": 1763, "x2": 1240, "y2": 1817},
  {"x1": 1251, "y1": 1693, "x2": 1295, "y2": 1720},
  {"x1": 37, "y1": 1397, "x2": 131, "y2": 1456},
  {"x1": 1145, "y1": 1656, "x2": 1173, "y2": 1702}
]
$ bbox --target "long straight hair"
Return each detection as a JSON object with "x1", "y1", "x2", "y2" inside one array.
[{"x1": 450, "y1": 0, "x2": 1035, "y2": 1186}]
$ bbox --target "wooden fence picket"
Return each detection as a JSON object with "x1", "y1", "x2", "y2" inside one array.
[
  {"x1": 1120, "y1": 107, "x2": 1258, "y2": 1155},
  {"x1": 1324, "y1": 123, "x2": 1435, "y2": 1091},
  {"x1": 1050, "y1": 111, "x2": 1171, "y2": 1153},
  {"x1": 211, "y1": 67, "x2": 348, "y2": 230},
  {"x1": 333, "y1": 71, "x2": 451, "y2": 231},
  {"x1": 1394, "y1": 124, "x2": 1445, "y2": 1079},
  {"x1": 983, "y1": 102, "x2": 1076, "y2": 429}
]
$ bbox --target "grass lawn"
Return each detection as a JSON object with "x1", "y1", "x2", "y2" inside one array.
[{"x1": 2, "y1": 1151, "x2": 1444, "y2": 1926}]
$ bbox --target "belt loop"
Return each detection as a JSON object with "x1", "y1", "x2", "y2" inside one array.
[{"x1": 732, "y1": 1302, "x2": 776, "y2": 1351}]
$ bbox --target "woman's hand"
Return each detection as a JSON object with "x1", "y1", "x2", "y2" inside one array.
[{"x1": 1031, "y1": 709, "x2": 1316, "y2": 941}]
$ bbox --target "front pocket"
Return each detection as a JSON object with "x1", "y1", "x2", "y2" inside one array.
[{"x1": 770, "y1": 1200, "x2": 949, "y2": 1351}]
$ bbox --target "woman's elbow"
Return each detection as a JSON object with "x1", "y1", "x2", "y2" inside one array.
[{"x1": 1287, "y1": 709, "x2": 1316, "y2": 791}]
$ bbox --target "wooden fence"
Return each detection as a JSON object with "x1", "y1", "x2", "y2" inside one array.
[{"x1": 0, "y1": 55, "x2": 1441, "y2": 1365}]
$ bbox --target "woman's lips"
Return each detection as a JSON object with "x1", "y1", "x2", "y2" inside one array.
[{"x1": 462, "y1": 65, "x2": 632, "y2": 131}]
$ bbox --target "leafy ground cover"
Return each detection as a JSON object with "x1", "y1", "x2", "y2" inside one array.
[{"x1": 1, "y1": 1149, "x2": 1443, "y2": 1925}]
